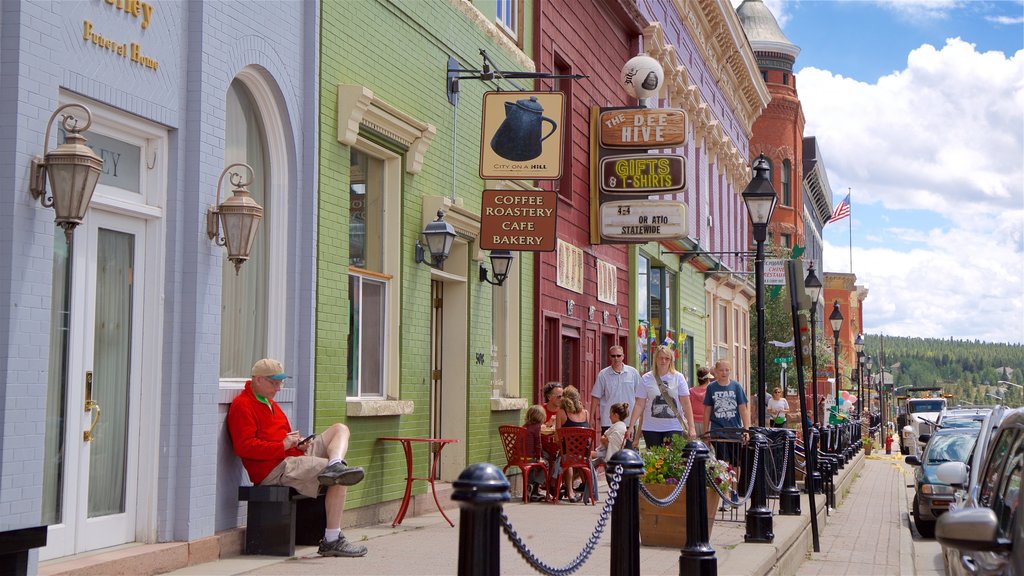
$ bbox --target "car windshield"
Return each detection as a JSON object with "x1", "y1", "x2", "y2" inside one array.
[
  {"x1": 910, "y1": 400, "x2": 945, "y2": 413},
  {"x1": 941, "y1": 417, "x2": 985, "y2": 429},
  {"x1": 924, "y1": 432, "x2": 977, "y2": 464}
]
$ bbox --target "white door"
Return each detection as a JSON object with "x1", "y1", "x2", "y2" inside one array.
[{"x1": 41, "y1": 210, "x2": 147, "y2": 559}]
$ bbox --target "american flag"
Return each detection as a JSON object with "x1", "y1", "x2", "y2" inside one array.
[{"x1": 829, "y1": 194, "x2": 851, "y2": 224}]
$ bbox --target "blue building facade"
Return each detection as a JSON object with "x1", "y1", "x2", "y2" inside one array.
[{"x1": 0, "y1": 0, "x2": 316, "y2": 564}]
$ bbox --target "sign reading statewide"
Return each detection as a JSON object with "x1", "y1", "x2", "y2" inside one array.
[
  {"x1": 765, "y1": 259, "x2": 786, "y2": 286},
  {"x1": 599, "y1": 201, "x2": 687, "y2": 241},
  {"x1": 480, "y1": 92, "x2": 565, "y2": 180},
  {"x1": 600, "y1": 155, "x2": 684, "y2": 194},
  {"x1": 599, "y1": 109, "x2": 685, "y2": 148},
  {"x1": 480, "y1": 190, "x2": 557, "y2": 251}
]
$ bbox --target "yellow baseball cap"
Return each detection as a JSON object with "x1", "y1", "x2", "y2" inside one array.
[{"x1": 251, "y1": 358, "x2": 289, "y2": 380}]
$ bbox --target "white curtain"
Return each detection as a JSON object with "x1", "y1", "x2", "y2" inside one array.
[
  {"x1": 42, "y1": 229, "x2": 72, "y2": 524},
  {"x1": 87, "y1": 229, "x2": 134, "y2": 517},
  {"x1": 220, "y1": 80, "x2": 268, "y2": 378}
]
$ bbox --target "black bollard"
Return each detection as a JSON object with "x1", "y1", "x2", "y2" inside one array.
[
  {"x1": 778, "y1": 429, "x2": 801, "y2": 515},
  {"x1": 680, "y1": 440, "x2": 717, "y2": 576},
  {"x1": 809, "y1": 427, "x2": 823, "y2": 496},
  {"x1": 743, "y1": 431, "x2": 774, "y2": 543},
  {"x1": 608, "y1": 448, "x2": 643, "y2": 576},
  {"x1": 452, "y1": 463, "x2": 510, "y2": 576}
]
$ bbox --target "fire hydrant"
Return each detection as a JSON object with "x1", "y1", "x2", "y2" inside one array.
[{"x1": 885, "y1": 433, "x2": 894, "y2": 455}]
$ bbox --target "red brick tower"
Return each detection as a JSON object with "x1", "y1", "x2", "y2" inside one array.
[{"x1": 737, "y1": 0, "x2": 806, "y2": 249}]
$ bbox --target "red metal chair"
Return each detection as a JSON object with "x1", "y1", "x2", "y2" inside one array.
[
  {"x1": 552, "y1": 427, "x2": 596, "y2": 505},
  {"x1": 498, "y1": 425, "x2": 550, "y2": 503}
]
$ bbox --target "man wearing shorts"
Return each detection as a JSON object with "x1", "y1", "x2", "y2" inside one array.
[{"x1": 228, "y1": 358, "x2": 367, "y2": 557}]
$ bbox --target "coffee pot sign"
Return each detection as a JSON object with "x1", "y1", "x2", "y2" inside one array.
[
  {"x1": 480, "y1": 91, "x2": 564, "y2": 180},
  {"x1": 490, "y1": 96, "x2": 557, "y2": 162}
]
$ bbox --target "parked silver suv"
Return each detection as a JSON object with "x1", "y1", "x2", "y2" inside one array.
[{"x1": 935, "y1": 407, "x2": 1023, "y2": 575}]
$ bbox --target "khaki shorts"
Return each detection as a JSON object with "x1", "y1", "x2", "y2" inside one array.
[{"x1": 259, "y1": 434, "x2": 330, "y2": 498}]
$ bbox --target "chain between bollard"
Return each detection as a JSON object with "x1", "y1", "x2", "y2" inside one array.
[
  {"x1": 763, "y1": 439, "x2": 789, "y2": 493},
  {"x1": 707, "y1": 436, "x2": 762, "y2": 508},
  {"x1": 499, "y1": 465, "x2": 623, "y2": 576},
  {"x1": 637, "y1": 447, "x2": 697, "y2": 507}
]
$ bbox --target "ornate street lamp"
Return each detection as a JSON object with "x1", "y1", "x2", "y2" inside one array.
[
  {"x1": 207, "y1": 163, "x2": 264, "y2": 275},
  {"x1": 415, "y1": 210, "x2": 457, "y2": 268},
  {"x1": 742, "y1": 153, "x2": 778, "y2": 427},
  {"x1": 804, "y1": 263, "x2": 823, "y2": 425},
  {"x1": 479, "y1": 250, "x2": 514, "y2": 286},
  {"x1": 29, "y1": 104, "x2": 104, "y2": 243},
  {"x1": 828, "y1": 301, "x2": 844, "y2": 413},
  {"x1": 854, "y1": 334, "x2": 865, "y2": 417}
]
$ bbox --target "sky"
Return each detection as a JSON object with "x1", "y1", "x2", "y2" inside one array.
[{"x1": 741, "y1": 0, "x2": 1024, "y2": 344}]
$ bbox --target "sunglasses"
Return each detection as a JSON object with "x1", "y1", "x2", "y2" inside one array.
[{"x1": 610, "y1": 354, "x2": 623, "y2": 358}]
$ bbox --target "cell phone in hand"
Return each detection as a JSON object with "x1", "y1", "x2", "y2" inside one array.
[{"x1": 298, "y1": 434, "x2": 315, "y2": 446}]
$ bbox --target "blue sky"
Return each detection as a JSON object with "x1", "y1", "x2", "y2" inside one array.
[{"x1": 746, "y1": 0, "x2": 1024, "y2": 344}]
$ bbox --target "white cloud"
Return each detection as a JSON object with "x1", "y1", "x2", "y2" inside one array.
[
  {"x1": 987, "y1": 15, "x2": 1024, "y2": 25},
  {"x1": 874, "y1": 0, "x2": 963, "y2": 19},
  {"x1": 804, "y1": 38, "x2": 1024, "y2": 343}
]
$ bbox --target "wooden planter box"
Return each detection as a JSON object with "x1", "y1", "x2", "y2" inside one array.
[{"x1": 639, "y1": 483, "x2": 720, "y2": 548}]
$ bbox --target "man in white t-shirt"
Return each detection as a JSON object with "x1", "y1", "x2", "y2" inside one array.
[{"x1": 590, "y1": 345, "x2": 642, "y2": 447}]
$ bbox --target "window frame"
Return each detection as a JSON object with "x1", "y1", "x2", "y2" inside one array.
[
  {"x1": 346, "y1": 136, "x2": 402, "y2": 401},
  {"x1": 496, "y1": 0, "x2": 523, "y2": 45},
  {"x1": 781, "y1": 159, "x2": 791, "y2": 206},
  {"x1": 219, "y1": 69, "x2": 289, "y2": 388}
]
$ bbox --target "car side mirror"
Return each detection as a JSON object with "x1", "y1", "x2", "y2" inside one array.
[
  {"x1": 905, "y1": 455, "x2": 922, "y2": 466},
  {"x1": 936, "y1": 508, "x2": 1010, "y2": 553},
  {"x1": 935, "y1": 461, "x2": 969, "y2": 488},
  {"x1": 918, "y1": 434, "x2": 931, "y2": 444}
]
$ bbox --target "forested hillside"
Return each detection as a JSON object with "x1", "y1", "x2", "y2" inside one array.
[{"x1": 865, "y1": 335, "x2": 1024, "y2": 407}]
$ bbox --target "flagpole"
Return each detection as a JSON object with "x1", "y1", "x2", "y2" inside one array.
[{"x1": 848, "y1": 187, "x2": 853, "y2": 274}]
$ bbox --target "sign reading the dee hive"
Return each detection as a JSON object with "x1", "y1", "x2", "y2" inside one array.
[
  {"x1": 480, "y1": 190, "x2": 558, "y2": 251},
  {"x1": 480, "y1": 92, "x2": 565, "y2": 180},
  {"x1": 600, "y1": 201, "x2": 687, "y2": 241},
  {"x1": 600, "y1": 154, "x2": 684, "y2": 194},
  {"x1": 599, "y1": 109, "x2": 685, "y2": 148}
]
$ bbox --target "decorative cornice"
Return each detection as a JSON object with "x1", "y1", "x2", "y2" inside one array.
[{"x1": 337, "y1": 84, "x2": 437, "y2": 174}]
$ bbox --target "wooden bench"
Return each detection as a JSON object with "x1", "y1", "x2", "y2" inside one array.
[{"x1": 238, "y1": 486, "x2": 326, "y2": 556}]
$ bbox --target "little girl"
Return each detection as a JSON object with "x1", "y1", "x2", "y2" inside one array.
[
  {"x1": 593, "y1": 403, "x2": 629, "y2": 464},
  {"x1": 523, "y1": 405, "x2": 547, "y2": 500}
]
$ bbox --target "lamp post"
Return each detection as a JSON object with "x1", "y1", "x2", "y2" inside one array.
[
  {"x1": 742, "y1": 153, "x2": 777, "y2": 427},
  {"x1": 865, "y1": 355, "x2": 873, "y2": 417},
  {"x1": 415, "y1": 210, "x2": 457, "y2": 268},
  {"x1": 854, "y1": 334, "x2": 865, "y2": 418},
  {"x1": 828, "y1": 301, "x2": 843, "y2": 423},
  {"x1": 804, "y1": 263, "x2": 823, "y2": 425}
]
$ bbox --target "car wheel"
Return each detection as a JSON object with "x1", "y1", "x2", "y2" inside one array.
[{"x1": 912, "y1": 495, "x2": 936, "y2": 538}]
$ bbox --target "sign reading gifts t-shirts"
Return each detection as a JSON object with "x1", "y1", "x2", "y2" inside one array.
[
  {"x1": 480, "y1": 92, "x2": 565, "y2": 180},
  {"x1": 590, "y1": 106, "x2": 688, "y2": 244}
]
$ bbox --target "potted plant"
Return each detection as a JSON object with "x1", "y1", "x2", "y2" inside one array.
[
  {"x1": 639, "y1": 441, "x2": 734, "y2": 547},
  {"x1": 863, "y1": 436, "x2": 876, "y2": 455}
]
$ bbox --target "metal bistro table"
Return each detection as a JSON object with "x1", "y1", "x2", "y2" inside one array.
[{"x1": 378, "y1": 437, "x2": 458, "y2": 527}]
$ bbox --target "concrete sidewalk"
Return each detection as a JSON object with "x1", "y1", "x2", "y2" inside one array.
[
  {"x1": 169, "y1": 454, "x2": 866, "y2": 576},
  {"x1": 796, "y1": 453, "x2": 915, "y2": 576}
]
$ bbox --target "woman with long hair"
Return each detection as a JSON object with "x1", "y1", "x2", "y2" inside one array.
[
  {"x1": 556, "y1": 385, "x2": 590, "y2": 502},
  {"x1": 628, "y1": 345, "x2": 696, "y2": 448}
]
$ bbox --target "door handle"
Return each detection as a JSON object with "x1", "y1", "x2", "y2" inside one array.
[
  {"x1": 83, "y1": 403, "x2": 101, "y2": 442},
  {"x1": 83, "y1": 371, "x2": 100, "y2": 441}
]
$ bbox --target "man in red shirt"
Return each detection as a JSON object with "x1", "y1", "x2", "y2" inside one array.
[{"x1": 227, "y1": 358, "x2": 367, "y2": 558}]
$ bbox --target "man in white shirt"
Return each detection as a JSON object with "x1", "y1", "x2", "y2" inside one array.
[{"x1": 590, "y1": 345, "x2": 642, "y2": 447}]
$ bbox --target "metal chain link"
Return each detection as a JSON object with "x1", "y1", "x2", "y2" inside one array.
[
  {"x1": 637, "y1": 447, "x2": 697, "y2": 507},
  {"x1": 763, "y1": 438, "x2": 789, "y2": 493},
  {"x1": 707, "y1": 437, "x2": 761, "y2": 508},
  {"x1": 500, "y1": 465, "x2": 622, "y2": 576}
]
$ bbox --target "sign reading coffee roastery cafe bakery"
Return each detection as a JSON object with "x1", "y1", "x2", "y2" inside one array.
[
  {"x1": 599, "y1": 201, "x2": 687, "y2": 241},
  {"x1": 600, "y1": 154, "x2": 684, "y2": 194},
  {"x1": 599, "y1": 109, "x2": 685, "y2": 148},
  {"x1": 480, "y1": 92, "x2": 565, "y2": 180},
  {"x1": 480, "y1": 190, "x2": 557, "y2": 251}
]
